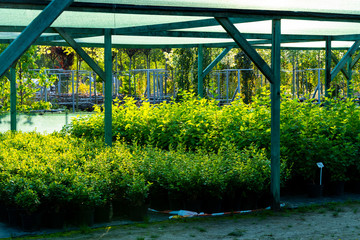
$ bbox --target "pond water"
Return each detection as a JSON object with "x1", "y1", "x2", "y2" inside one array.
[{"x1": 0, "y1": 112, "x2": 93, "y2": 133}]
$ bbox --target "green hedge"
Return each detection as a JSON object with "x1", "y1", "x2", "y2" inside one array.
[
  {"x1": 66, "y1": 90, "x2": 360, "y2": 183},
  {"x1": 0, "y1": 132, "x2": 287, "y2": 214}
]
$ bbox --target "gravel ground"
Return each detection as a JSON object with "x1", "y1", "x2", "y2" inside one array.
[{"x1": 20, "y1": 202, "x2": 360, "y2": 240}]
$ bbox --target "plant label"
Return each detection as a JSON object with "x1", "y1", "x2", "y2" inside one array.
[{"x1": 316, "y1": 162, "x2": 324, "y2": 168}]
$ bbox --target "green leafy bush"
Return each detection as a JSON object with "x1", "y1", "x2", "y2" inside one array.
[{"x1": 0, "y1": 131, "x2": 286, "y2": 214}]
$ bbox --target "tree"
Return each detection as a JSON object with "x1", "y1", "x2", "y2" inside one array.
[
  {"x1": 124, "y1": 49, "x2": 139, "y2": 95},
  {"x1": 235, "y1": 51, "x2": 255, "y2": 104}
]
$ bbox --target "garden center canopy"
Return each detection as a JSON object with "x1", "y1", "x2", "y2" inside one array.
[
  {"x1": 2, "y1": 0, "x2": 360, "y2": 210},
  {"x1": 1, "y1": 0, "x2": 360, "y2": 49}
]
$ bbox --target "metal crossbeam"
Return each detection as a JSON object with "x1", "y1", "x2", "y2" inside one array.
[
  {"x1": 202, "y1": 47, "x2": 232, "y2": 78},
  {"x1": 331, "y1": 52, "x2": 350, "y2": 80},
  {"x1": 331, "y1": 39, "x2": 360, "y2": 81},
  {"x1": 216, "y1": 17, "x2": 273, "y2": 83},
  {"x1": 350, "y1": 52, "x2": 360, "y2": 68},
  {"x1": 0, "y1": 0, "x2": 73, "y2": 78},
  {"x1": 54, "y1": 28, "x2": 106, "y2": 81}
]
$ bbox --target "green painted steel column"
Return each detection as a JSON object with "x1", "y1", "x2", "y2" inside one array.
[
  {"x1": 271, "y1": 19, "x2": 281, "y2": 211},
  {"x1": 325, "y1": 37, "x2": 332, "y2": 98},
  {"x1": 347, "y1": 58, "x2": 353, "y2": 98},
  {"x1": 10, "y1": 66, "x2": 16, "y2": 131},
  {"x1": 104, "y1": 29, "x2": 112, "y2": 146},
  {"x1": 198, "y1": 45, "x2": 204, "y2": 98}
]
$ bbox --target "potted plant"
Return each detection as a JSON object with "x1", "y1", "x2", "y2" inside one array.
[
  {"x1": 124, "y1": 173, "x2": 152, "y2": 221},
  {"x1": 14, "y1": 188, "x2": 42, "y2": 231}
]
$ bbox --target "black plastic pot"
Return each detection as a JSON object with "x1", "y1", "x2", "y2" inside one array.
[
  {"x1": 128, "y1": 203, "x2": 149, "y2": 221},
  {"x1": 307, "y1": 184, "x2": 323, "y2": 198},
  {"x1": 168, "y1": 192, "x2": 184, "y2": 211},
  {"x1": 149, "y1": 187, "x2": 169, "y2": 211},
  {"x1": 7, "y1": 207, "x2": 22, "y2": 227},
  {"x1": 20, "y1": 211, "x2": 42, "y2": 232},
  {"x1": 94, "y1": 203, "x2": 112, "y2": 223},
  {"x1": 44, "y1": 210, "x2": 66, "y2": 229},
  {"x1": 112, "y1": 199, "x2": 129, "y2": 218}
]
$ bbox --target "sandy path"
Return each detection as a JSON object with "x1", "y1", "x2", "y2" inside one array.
[{"x1": 34, "y1": 203, "x2": 360, "y2": 240}]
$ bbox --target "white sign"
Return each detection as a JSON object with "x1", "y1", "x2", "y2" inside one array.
[{"x1": 317, "y1": 162, "x2": 324, "y2": 168}]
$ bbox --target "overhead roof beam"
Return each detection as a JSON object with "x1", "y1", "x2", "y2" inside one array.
[
  {"x1": 332, "y1": 34, "x2": 360, "y2": 41},
  {"x1": 331, "y1": 39, "x2": 360, "y2": 81},
  {"x1": 112, "y1": 17, "x2": 264, "y2": 35},
  {"x1": 36, "y1": 31, "x2": 325, "y2": 44},
  {"x1": 0, "y1": 0, "x2": 73, "y2": 78},
  {"x1": 2, "y1": 1, "x2": 360, "y2": 22},
  {"x1": 215, "y1": 17, "x2": 274, "y2": 83},
  {"x1": 54, "y1": 27, "x2": 106, "y2": 81}
]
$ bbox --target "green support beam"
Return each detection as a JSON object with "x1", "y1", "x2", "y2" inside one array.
[
  {"x1": 331, "y1": 53, "x2": 350, "y2": 80},
  {"x1": 4, "y1": 71, "x2": 10, "y2": 81},
  {"x1": 104, "y1": 29, "x2": 112, "y2": 147},
  {"x1": 202, "y1": 47, "x2": 232, "y2": 78},
  {"x1": 0, "y1": 0, "x2": 73, "y2": 78},
  {"x1": 325, "y1": 37, "x2": 332, "y2": 97},
  {"x1": 198, "y1": 45, "x2": 204, "y2": 98},
  {"x1": 215, "y1": 17, "x2": 273, "y2": 83},
  {"x1": 347, "y1": 58, "x2": 353, "y2": 98},
  {"x1": 331, "y1": 39, "x2": 360, "y2": 81},
  {"x1": 350, "y1": 52, "x2": 360, "y2": 69},
  {"x1": 10, "y1": 66, "x2": 16, "y2": 131},
  {"x1": 270, "y1": 19, "x2": 281, "y2": 211},
  {"x1": 54, "y1": 28, "x2": 106, "y2": 81}
]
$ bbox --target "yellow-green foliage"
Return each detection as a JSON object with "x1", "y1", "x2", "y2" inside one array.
[
  {"x1": 67, "y1": 89, "x2": 360, "y2": 183},
  {"x1": 0, "y1": 131, "x2": 283, "y2": 213}
]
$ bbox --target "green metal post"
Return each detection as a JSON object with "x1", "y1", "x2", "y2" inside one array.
[
  {"x1": 10, "y1": 66, "x2": 16, "y2": 131},
  {"x1": 271, "y1": 19, "x2": 281, "y2": 211},
  {"x1": 104, "y1": 29, "x2": 112, "y2": 146},
  {"x1": 325, "y1": 37, "x2": 332, "y2": 98},
  {"x1": 198, "y1": 45, "x2": 204, "y2": 98},
  {"x1": 347, "y1": 58, "x2": 353, "y2": 98}
]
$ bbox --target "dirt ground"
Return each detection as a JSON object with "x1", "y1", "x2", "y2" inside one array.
[{"x1": 24, "y1": 202, "x2": 360, "y2": 240}]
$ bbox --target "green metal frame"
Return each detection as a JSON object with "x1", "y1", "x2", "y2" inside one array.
[
  {"x1": 325, "y1": 37, "x2": 332, "y2": 97},
  {"x1": 270, "y1": 19, "x2": 281, "y2": 210},
  {"x1": 215, "y1": 17, "x2": 274, "y2": 83},
  {"x1": 0, "y1": 0, "x2": 73, "y2": 78},
  {"x1": 2, "y1": 0, "x2": 360, "y2": 212},
  {"x1": 198, "y1": 45, "x2": 204, "y2": 98},
  {"x1": 331, "y1": 40, "x2": 360, "y2": 81},
  {"x1": 10, "y1": 66, "x2": 16, "y2": 131},
  {"x1": 55, "y1": 28, "x2": 106, "y2": 81},
  {"x1": 331, "y1": 53, "x2": 350, "y2": 80},
  {"x1": 202, "y1": 47, "x2": 232, "y2": 78},
  {"x1": 104, "y1": 29, "x2": 112, "y2": 146}
]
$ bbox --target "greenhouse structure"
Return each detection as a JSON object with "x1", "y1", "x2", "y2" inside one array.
[{"x1": 1, "y1": 0, "x2": 360, "y2": 210}]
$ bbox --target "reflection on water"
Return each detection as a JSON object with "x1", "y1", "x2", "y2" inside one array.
[{"x1": 0, "y1": 112, "x2": 92, "y2": 133}]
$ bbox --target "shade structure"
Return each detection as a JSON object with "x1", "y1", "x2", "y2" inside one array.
[
  {"x1": 0, "y1": 0, "x2": 360, "y2": 49},
  {"x1": 2, "y1": 0, "x2": 360, "y2": 212}
]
